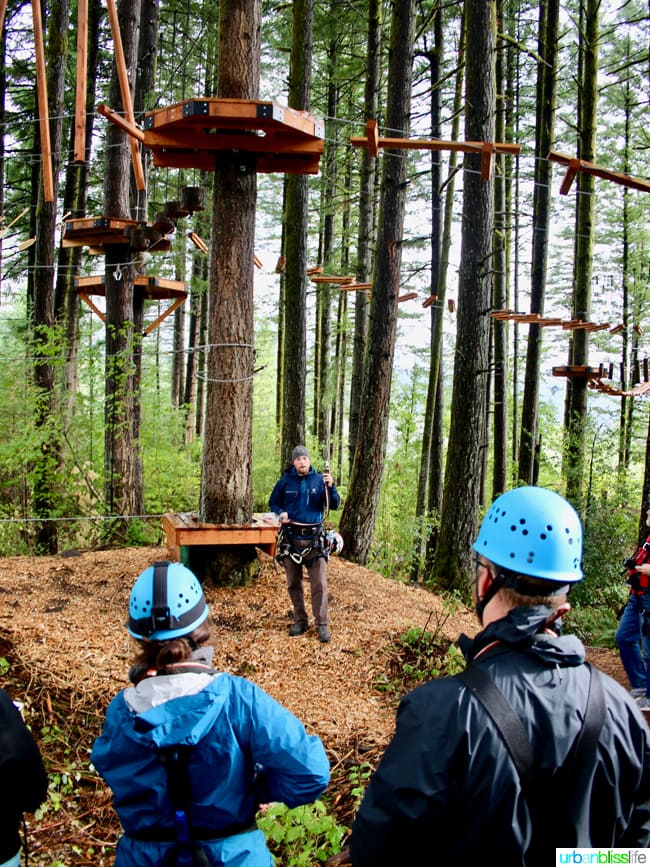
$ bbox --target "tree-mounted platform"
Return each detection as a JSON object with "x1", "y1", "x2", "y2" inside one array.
[
  {"x1": 97, "y1": 98, "x2": 325, "y2": 175},
  {"x1": 552, "y1": 365, "x2": 609, "y2": 380},
  {"x1": 350, "y1": 119, "x2": 521, "y2": 180},
  {"x1": 75, "y1": 274, "x2": 188, "y2": 334},
  {"x1": 163, "y1": 512, "x2": 279, "y2": 565},
  {"x1": 62, "y1": 217, "x2": 172, "y2": 253}
]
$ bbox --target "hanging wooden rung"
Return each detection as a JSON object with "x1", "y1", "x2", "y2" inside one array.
[
  {"x1": 422, "y1": 295, "x2": 438, "y2": 308},
  {"x1": 398, "y1": 292, "x2": 418, "y2": 303},
  {"x1": 253, "y1": 254, "x2": 263, "y2": 269}
]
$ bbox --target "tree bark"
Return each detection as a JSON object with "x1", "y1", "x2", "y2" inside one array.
[
  {"x1": 431, "y1": 0, "x2": 496, "y2": 589},
  {"x1": 518, "y1": 0, "x2": 559, "y2": 484},
  {"x1": 340, "y1": 0, "x2": 415, "y2": 564},
  {"x1": 200, "y1": 0, "x2": 261, "y2": 527}
]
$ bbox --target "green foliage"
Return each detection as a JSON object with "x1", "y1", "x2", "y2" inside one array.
[
  {"x1": 257, "y1": 801, "x2": 348, "y2": 865},
  {"x1": 347, "y1": 762, "x2": 372, "y2": 811}
]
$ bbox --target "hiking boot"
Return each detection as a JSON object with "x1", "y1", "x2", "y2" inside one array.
[
  {"x1": 631, "y1": 687, "x2": 646, "y2": 700},
  {"x1": 288, "y1": 622, "x2": 308, "y2": 637},
  {"x1": 317, "y1": 626, "x2": 331, "y2": 643}
]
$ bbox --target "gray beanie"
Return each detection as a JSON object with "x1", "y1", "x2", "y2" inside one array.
[{"x1": 291, "y1": 445, "x2": 310, "y2": 461}]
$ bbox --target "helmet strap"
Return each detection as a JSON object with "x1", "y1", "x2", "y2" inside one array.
[{"x1": 151, "y1": 560, "x2": 173, "y2": 634}]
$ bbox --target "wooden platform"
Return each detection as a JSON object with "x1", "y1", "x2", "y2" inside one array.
[
  {"x1": 163, "y1": 512, "x2": 279, "y2": 564},
  {"x1": 75, "y1": 274, "x2": 188, "y2": 334},
  {"x1": 140, "y1": 98, "x2": 325, "y2": 174},
  {"x1": 62, "y1": 217, "x2": 172, "y2": 252}
]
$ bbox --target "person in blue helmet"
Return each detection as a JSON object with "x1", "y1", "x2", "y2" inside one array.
[
  {"x1": 350, "y1": 486, "x2": 650, "y2": 866},
  {"x1": 269, "y1": 446, "x2": 341, "y2": 643},
  {"x1": 91, "y1": 560, "x2": 330, "y2": 867}
]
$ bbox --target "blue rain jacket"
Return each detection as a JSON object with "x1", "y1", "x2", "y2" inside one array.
[
  {"x1": 92, "y1": 669, "x2": 330, "y2": 866},
  {"x1": 269, "y1": 466, "x2": 340, "y2": 524}
]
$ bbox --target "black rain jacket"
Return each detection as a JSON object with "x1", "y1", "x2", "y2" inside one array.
[
  {"x1": 350, "y1": 605, "x2": 650, "y2": 866},
  {"x1": 0, "y1": 688, "x2": 48, "y2": 862}
]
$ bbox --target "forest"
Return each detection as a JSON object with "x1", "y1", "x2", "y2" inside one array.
[{"x1": 0, "y1": 0, "x2": 648, "y2": 631}]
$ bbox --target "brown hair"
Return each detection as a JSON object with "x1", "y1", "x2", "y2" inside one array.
[{"x1": 132, "y1": 621, "x2": 211, "y2": 671}]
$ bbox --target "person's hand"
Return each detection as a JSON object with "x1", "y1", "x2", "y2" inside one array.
[
  {"x1": 279, "y1": 511, "x2": 289, "y2": 523},
  {"x1": 323, "y1": 472, "x2": 334, "y2": 487},
  {"x1": 637, "y1": 563, "x2": 650, "y2": 576}
]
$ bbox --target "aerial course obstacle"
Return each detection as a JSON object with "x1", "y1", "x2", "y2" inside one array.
[{"x1": 17, "y1": 0, "x2": 650, "y2": 555}]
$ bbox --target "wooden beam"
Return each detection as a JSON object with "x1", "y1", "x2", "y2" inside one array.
[
  {"x1": 74, "y1": 0, "x2": 88, "y2": 162},
  {"x1": 549, "y1": 150, "x2": 650, "y2": 196},
  {"x1": 31, "y1": 0, "x2": 54, "y2": 202},
  {"x1": 96, "y1": 103, "x2": 145, "y2": 143},
  {"x1": 0, "y1": 0, "x2": 7, "y2": 41},
  {"x1": 350, "y1": 119, "x2": 521, "y2": 174},
  {"x1": 143, "y1": 296, "x2": 186, "y2": 336},
  {"x1": 105, "y1": 0, "x2": 146, "y2": 191}
]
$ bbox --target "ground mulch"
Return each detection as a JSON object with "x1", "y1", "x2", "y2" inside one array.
[{"x1": 0, "y1": 545, "x2": 631, "y2": 865}]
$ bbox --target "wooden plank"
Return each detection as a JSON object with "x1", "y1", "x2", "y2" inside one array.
[
  {"x1": 105, "y1": 0, "x2": 146, "y2": 190},
  {"x1": 549, "y1": 150, "x2": 650, "y2": 195},
  {"x1": 31, "y1": 0, "x2": 54, "y2": 202},
  {"x1": 74, "y1": 0, "x2": 88, "y2": 162}
]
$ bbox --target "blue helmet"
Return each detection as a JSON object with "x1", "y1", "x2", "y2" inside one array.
[
  {"x1": 472, "y1": 486, "x2": 583, "y2": 584},
  {"x1": 128, "y1": 561, "x2": 209, "y2": 641}
]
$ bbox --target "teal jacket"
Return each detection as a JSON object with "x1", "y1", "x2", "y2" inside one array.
[{"x1": 92, "y1": 667, "x2": 329, "y2": 866}]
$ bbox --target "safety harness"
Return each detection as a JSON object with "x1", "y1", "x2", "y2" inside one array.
[
  {"x1": 456, "y1": 659, "x2": 605, "y2": 853},
  {"x1": 275, "y1": 522, "x2": 328, "y2": 565}
]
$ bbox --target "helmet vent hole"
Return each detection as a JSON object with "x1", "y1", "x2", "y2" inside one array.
[
  {"x1": 540, "y1": 533, "x2": 547, "y2": 540},
  {"x1": 522, "y1": 529, "x2": 528, "y2": 536},
  {"x1": 510, "y1": 524, "x2": 516, "y2": 532}
]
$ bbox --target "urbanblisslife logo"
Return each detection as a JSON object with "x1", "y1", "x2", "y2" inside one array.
[{"x1": 556, "y1": 850, "x2": 648, "y2": 865}]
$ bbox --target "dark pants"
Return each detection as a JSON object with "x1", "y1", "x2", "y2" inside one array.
[{"x1": 284, "y1": 555, "x2": 329, "y2": 628}]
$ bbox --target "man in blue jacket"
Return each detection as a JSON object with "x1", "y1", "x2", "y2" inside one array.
[
  {"x1": 350, "y1": 486, "x2": 650, "y2": 865},
  {"x1": 269, "y1": 445, "x2": 340, "y2": 643}
]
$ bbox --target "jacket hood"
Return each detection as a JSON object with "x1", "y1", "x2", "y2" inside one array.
[
  {"x1": 459, "y1": 604, "x2": 585, "y2": 668},
  {"x1": 122, "y1": 671, "x2": 229, "y2": 750}
]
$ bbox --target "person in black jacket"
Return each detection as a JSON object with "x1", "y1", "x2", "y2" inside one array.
[
  {"x1": 0, "y1": 688, "x2": 47, "y2": 867},
  {"x1": 350, "y1": 486, "x2": 650, "y2": 866}
]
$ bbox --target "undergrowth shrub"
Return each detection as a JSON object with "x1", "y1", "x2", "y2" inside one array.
[{"x1": 257, "y1": 800, "x2": 348, "y2": 865}]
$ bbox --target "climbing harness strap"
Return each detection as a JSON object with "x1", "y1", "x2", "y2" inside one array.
[
  {"x1": 275, "y1": 522, "x2": 326, "y2": 565},
  {"x1": 456, "y1": 662, "x2": 606, "y2": 849},
  {"x1": 129, "y1": 745, "x2": 255, "y2": 865}
]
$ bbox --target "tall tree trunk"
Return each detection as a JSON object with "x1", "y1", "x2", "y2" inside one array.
[
  {"x1": 348, "y1": 0, "x2": 380, "y2": 475},
  {"x1": 431, "y1": 0, "x2": 496, "y2": 589},
  {"x1": 200, "y1": 0, "x2": 261, "y2": 530},
  {"x1": 564, "y1": 0, "x2": 599, "y2": 507},
  {"x1": 339, "y1": 0, "x2": 415, "y2": 564},
  {"x1": 103, "y1": 0, "x2": 145, "y2": 535},
  {"x1": 518, "y1": 0, "x2": 559, "y2": 485},
  {"x1": 412, "y1": 5, "x2": 443, "y2": 581},
  {"x1": 491, "y1": 0, "x2": 510, "y2": 498},
  {"x1": 279, "y1": 0, "x2": 313, "y2": 468},
  {"x1": 32, "y1": 0, "x2": 69, "y2": 553}
]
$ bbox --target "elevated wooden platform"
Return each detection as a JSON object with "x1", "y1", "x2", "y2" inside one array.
[
  {"x1": 75, "y1": 274, "x2": 188, "y2": 334},
  {"x1": 163, "y1": 512, "x2": 279, "y2": 564},
  {"x1": 62, "y1": 217, "x2": 172, "y2": 253},
  {"x1": 136, "y1": 98, "x2": 324, "y2": 175}
]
